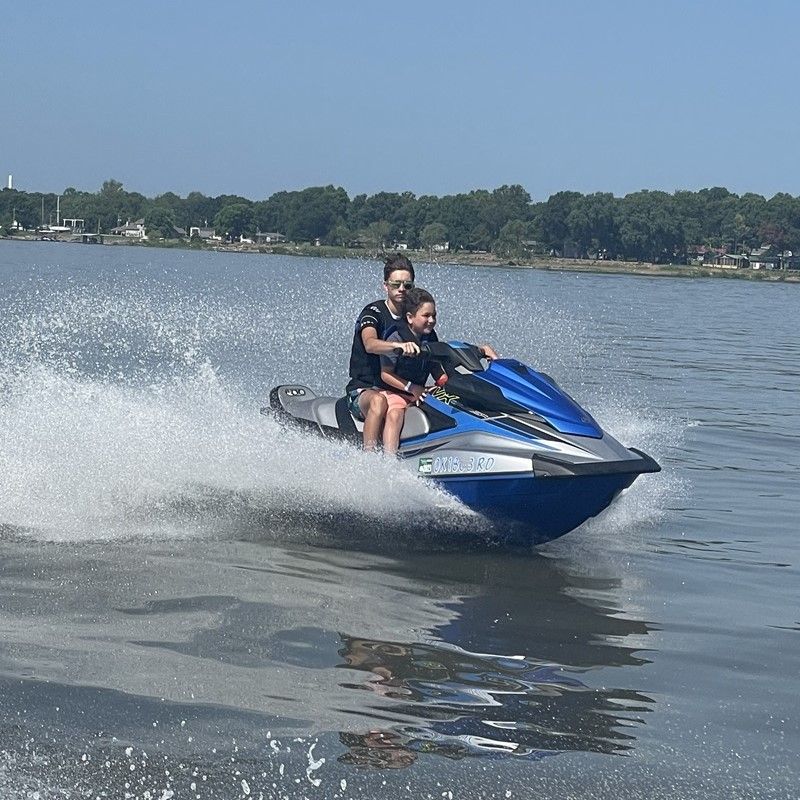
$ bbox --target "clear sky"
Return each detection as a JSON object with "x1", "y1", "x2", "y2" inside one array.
[{"x1": 3, "y1": 0, "x2": 798, "y2": 202}]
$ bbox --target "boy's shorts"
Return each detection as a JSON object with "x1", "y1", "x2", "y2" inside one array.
[
  {"x1": 379, "y1": 390, "x2": 411, "y2": 412},
  {"x1": 346, "y1": 388, "x2": 409, "y2": 421},
  {"x1": 347, "y1": 388, "x2": 367, "y2": 421}
]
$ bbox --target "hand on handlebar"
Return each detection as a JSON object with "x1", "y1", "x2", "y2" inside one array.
[
  {"x1": 393, "y1": 341, "x2": 421, "y2": 356},
  {"x1": 408, "y1": 384, "x2": 426, "y2": 403},
  {"x1": 479, "y1": 343, "x2": 499, "y2": 360}
]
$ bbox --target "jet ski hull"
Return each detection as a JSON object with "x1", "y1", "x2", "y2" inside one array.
[{"x1": 431, "y1": 470, "x2": 638, "y2": 545}]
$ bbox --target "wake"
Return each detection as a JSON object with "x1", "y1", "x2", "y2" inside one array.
[{"x1": 0, "y1": 274, "x2": 679, "y2": 548}]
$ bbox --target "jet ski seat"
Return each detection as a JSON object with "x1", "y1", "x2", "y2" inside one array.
[
  {"x1": 330, "y1": 395, "x2": 430, "y2": 440},
  {"x1": 269, "y1": 385, "x2": 432, "y2": 441},
  {"x1": 399, "y1": 406, "x2": 431, "y2": 440},
  {"x1": 332, "y1": 398, "x2": 431, "y2": 440}
]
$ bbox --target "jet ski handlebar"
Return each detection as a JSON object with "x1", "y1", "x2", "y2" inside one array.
[{"x1": 391, "y1": 341, "x2": 487, "y2": 373}]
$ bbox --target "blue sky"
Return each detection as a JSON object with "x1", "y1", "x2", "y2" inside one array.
[{"x1": 3, "y1": 1, "x2": 798, "y2": 201}]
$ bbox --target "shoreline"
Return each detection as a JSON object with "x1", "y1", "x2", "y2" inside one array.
[
  {"x1": 411, "y1": 249, "x2": 800, "y2": 282},
  {"x1": 3, "y1": 234, "x2": 798, "y2": 283}
]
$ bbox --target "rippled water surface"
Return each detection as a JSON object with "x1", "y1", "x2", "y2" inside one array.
[{"x1": 0, "y1": 241, "x2": 797, "y2": 798}]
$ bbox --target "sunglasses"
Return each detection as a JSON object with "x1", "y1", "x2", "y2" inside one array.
[{"x1": 386, "y1": 280, "x2": 414, "y2": 289}]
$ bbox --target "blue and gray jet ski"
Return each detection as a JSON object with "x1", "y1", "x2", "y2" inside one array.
[{"x1": 268, "y1": 341, "x2": 660, "y2": 545}]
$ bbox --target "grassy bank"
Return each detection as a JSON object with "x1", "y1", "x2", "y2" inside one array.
[{"x1": 4, "y1": 234, "x2": 798, "y2": 283}]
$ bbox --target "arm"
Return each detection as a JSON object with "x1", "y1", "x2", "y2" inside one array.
[
  {"x1": 362, "y1": 326, "x2": 420, "y2": 356},
  {"x1": 380, "y1": 364, "x2": 426, "y2": 402},
  {"x1": 380, "y1": 333, "x2": 427, "y2": 400}
]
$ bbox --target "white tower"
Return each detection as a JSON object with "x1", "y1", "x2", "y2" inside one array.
[{"x1": 7, "y1": 175, "x2": 12, "y2": 190}]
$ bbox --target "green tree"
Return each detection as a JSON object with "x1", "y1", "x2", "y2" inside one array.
[
  {"x1": 732, "y1": 212, "x2": 748, "y2": 254},
  {"x1": 363, "y1": 220, "x2": 391, "y2": 249},
  {"x1": 214, "y1": 203, "x2": 255, "y2": 240},
  {"x1": 467, "y1": 222, "x2": 493, "y2": 251},
  {"x1": 759, "y1": 192, "x2": 800, "y2": 252},
  {"x1": 617, "y1": 191, "x2": 684, "y2": 262},
  {"x1": 694, "y1": 187, "x2": 737, "y2": 247},
  {"x1": 493, "y1": 219, "x2": 528, "y2": 257},
  {"x1": 420, "y1": 222, "x2": 448, "y2": 252},
  {"x1": 286, "y1": 185, "x2": 349, "y2": 241},
  {"x1": 351, "y1": 192, "x2": 406, "y2": 230},
  {"x1": 100, "y1": 179, "x2": 124, "y2": 200},
  {"x1": 330, "y1": 220, "x2": 353, "y2": 247},
  {"x1": 254, "y1": 192, "x2": 291, "y2": 235},
  {"x1": 0, "y1": 189, "x2": 39, "y2": 230},
  {"x1": 438, "y1": 192, "x2": 484, "y2": 249},
  {"x1": 153, "y1": 192, "x2": 186, "y2": 227},
  {"x1": 144, "y1": 205, "x2": 177, "y2": 239},
  {"x1": 479, "y1": 185, "x2": 532, "y2": 241},
  {"x1": 566, "y1": 193, "x2": 619, "y2": 257},
  {"x1": 532, "y1": 191, "x2": 582, "y2": 253},
  {"x1": 736, "y1": 193, "x2": 767, "y2": 250},
  {"x1": 185, "y1": 191, "x2": 217, "y2": 229}
]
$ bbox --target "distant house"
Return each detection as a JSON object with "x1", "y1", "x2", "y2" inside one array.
[
  {"x1": 710, "y1": 253, "x2": 748, "y2": 269},
  {"x1": 173, "y1": 226, "x2": 188, "y2": 239},
  {"x1": 189, "y1": 226, "x2": 219, "y2": 241},
  {"x1": 784, "y1": 253, "x2": 800, "y2": 270},
  {"x1": 688, "y1": 244, "x2": 725, "y2": 265},
  {"x1": 748, "y1": 245, "x2": 781, "y2": 270},
  {"x1": 111, "y1": 219, "x2": 146, "y2": 239},
  {"x1": 394, "y1": 242, "x2": 409, "y2": 250},
  {"x1": 432, "y1": 241, "x2": 450, "y2": 252},
  {"x1": 254, "y1": 231, "x2": 287, "y2": 244}
]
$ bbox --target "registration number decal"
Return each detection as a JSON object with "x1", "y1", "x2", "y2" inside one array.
[{"x1": 432, "y1": 456, "x2": 495, "y2": 474}]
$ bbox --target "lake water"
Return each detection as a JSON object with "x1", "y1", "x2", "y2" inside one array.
[{"x1": 0, "y1": 241, "x2": 797, "y2": 799}]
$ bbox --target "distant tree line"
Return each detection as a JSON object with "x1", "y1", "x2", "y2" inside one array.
[{"x1": 2, "y1": 180, "x2": 800, "y2": 262}]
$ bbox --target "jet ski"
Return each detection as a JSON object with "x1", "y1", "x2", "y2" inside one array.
[{"x1": 267, "y1": 341, "x2": 660, "y2": 546}]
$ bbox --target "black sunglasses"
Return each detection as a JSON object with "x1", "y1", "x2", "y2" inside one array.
[{"x1": 386, "y1": 280, "x2": 414, "y2": 289}]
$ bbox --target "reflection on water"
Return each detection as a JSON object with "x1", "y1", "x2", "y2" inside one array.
[
  {"x1": 336, "y1": 636, "x2": 652, "y2": 766},
  {"x1": 0, "y1": 539, "x2": 656, "y2": 793},
  {"x1": 333, "y1": 551, "x2": 655, "y2": 768}
]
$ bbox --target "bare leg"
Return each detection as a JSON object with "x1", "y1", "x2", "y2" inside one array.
[
  {"x1": 360, "y1": 390, "x2": 388, "y2": 451},
  {"x1": 382, "y1": 407, "x2": 406, "y2": 455}
]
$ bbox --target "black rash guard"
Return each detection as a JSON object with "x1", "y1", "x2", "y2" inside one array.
[
  {"x1": 346, "y1": 300, "x2": 401, "y2": 393},
  {"x1": 381, "y1": 322, "x2": 440, "y2": 387}
]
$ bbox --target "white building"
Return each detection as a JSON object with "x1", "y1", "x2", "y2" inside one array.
[{"x1": 111, "y1": 219, "x2": 147, "y2": 239}]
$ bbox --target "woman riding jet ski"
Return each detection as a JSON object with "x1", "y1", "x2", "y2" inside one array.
[{"x1": 268, "y1": 341, "x2": 660, "y2": 546}]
